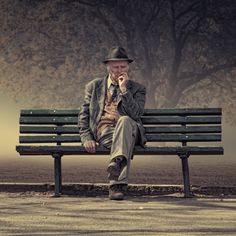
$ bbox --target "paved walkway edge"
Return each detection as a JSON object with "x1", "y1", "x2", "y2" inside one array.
[{"x1": 0, "y1": 183, "x2": 236, "y2": 196}]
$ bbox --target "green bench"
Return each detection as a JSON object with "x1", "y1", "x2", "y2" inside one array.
[{"x1": 16, "y1": 108, "x2": 224, "y2": 197}]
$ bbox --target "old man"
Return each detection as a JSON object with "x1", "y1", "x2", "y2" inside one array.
[{"x1": 78, "y1": 46, "x2": 146, "y2": 200}]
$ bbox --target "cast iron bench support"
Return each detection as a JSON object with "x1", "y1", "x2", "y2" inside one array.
[
  {"x1": 178, "y1": 152, "x2": 191, "y2": 197},
  {"x1": 52, "y1": 153, "x2": 62, "y2": 197}
]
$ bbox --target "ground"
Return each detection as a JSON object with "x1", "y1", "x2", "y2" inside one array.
[{"x1": 0, "y1": 192, "x2": 236, "y2": 236}]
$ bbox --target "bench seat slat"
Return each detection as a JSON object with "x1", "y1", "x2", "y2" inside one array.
[
  {"x1": 20, "y1": 108, "x2": 222, "y2": 116},
  {"x1": 143, "y1": 108, "x2": 222, "y2": 116},
  {"x1": 20, "y1": 109, "x2": 80, "y2": 116},
  {"x1": 147, "y1": 134, "x2": 221, "y2": 142},
  {"x1": 145, "y1": 126, "x2": 221, "y2": 133},
  {"x1": 20, "y1": 116, "x2": 221, "y2": 125},
  {"x1": 19, "y1": 134, "x2": 221, "y2": 143},
  {"x1": 20, "y1": 125, "x2": 222, "y2": 134},
  {"x1": 20, "y1": 117, "x2": 77, "y2": 125},
  {"x1": 20, "y1": 135, "x2": 81, "y2": 143},
  {"x1": 142, "y1": 116, "x2": 221, "y2": 124},
  {"x1": 16, "y1": 145, "x2": 224, "y2": 155},
  {"x1": 20, "y1": 126, "x2": 80, "y2": 134}
]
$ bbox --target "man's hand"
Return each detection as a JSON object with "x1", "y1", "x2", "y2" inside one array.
[
  {"x1": 84, "y1": 140, "x2": 99, "y2": 153},
  {"x1": 118, "y1": 72, "x2": 129, "y2": 93}
]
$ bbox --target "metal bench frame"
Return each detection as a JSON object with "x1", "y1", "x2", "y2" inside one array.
[{"x1": 16, "y1": 108, "x2": 224, "y2": 197}]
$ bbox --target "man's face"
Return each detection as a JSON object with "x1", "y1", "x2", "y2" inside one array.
[{"x1": 107, "y1": 61, "x2": 129, "y2": 83}]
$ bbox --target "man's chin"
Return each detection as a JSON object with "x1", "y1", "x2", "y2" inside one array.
[{"x1": 111, "y1": 77, "x2": 119, "y2": 83}]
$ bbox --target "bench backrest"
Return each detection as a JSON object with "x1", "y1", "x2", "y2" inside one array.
[{"x1": 19, "y1": 108, "x2": 222, "y2": 146}]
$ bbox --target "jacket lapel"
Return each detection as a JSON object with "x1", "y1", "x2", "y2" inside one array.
[{"x1": 95, "y1": 76, "x2": 108, "y2": 123}]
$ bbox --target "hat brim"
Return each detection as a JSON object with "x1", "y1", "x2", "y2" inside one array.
[{"x1": 103, "y1": 58, "x2": 133, "y2": 64}]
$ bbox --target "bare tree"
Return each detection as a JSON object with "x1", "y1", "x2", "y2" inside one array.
[
  {"x1": 165, "y1": 0, "x2": 236, "y2": 106},
  {"x1": 78, "y1": 0, "x2": 164, "y2": 107},
  {"x1": 0, "y1": 0, "x2": 235, "y2": 116},
  {"x1": 78, "y1": 0, "x2": 236, "y2": 108}
]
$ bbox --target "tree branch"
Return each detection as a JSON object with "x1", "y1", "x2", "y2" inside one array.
[
  {"x1": 175, "y1": 1, "x2": 199, "y2": 20},
  {"x1": 170, "y1": 0, "x2": 177, "y2": 42},
  {"x1": 77, "y1": 0, "x2": 100, "y2": 7},
  {"x1": 94, "y1": 7, "x2": 122, "y2": 46},
  {"x1": 143, "y1": 0, "x2": 162, "y2": 33},
  {"x1": 178, "y1": 62, "x2": 236, "y2": 93}
]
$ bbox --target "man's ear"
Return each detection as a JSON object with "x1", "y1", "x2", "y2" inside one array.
[{"x1": 106, "y1": 64, "x2": 110, "y2": 72}]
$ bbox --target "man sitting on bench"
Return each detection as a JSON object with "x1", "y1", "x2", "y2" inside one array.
[{"x1": 78, "y1": 46, "x2": 147, "y2": 200}]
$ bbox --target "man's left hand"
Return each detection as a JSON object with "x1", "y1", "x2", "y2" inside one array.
[{"x1": 118, "y1": 73, "x2": 129, "y2": 93}]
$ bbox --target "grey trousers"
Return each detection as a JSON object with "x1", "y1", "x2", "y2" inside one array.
[{"x1": 97, "y1": 116, "x2": 139, "y2": 186}]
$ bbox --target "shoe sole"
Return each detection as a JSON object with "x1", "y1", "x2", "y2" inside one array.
[
  {"x1": 109, "y1": 192, "x2": 124, "y2": 200},
  {"x1": 109, "y1": 196, "x2": 124, "y2": 200}
]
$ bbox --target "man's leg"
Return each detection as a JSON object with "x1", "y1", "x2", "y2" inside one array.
[
  {"x1": 97, "y1": 126, "x2": 114, "y2": 149},
  {"x1": 97, "y1": 116, "x2": 138, "y2": 200},
  {"x1": 109, "y1": 116, "x2": 138, "y2": 186}
]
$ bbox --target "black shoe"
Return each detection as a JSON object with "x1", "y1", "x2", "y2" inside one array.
[
  {"x1": 109, "y1": 184, "x2": 127, "y2": 200},
  {"x1": 107, "y1": 156, "x2": 126, "y2": 181}
]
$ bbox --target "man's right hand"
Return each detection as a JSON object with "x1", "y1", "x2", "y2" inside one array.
[{"x1": 83, "y1": 140, "x2": 99, "y2": 153}]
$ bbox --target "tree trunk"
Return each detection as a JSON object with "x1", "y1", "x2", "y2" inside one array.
[
  {"x1": 164, "y1": 76, "x2": 184, "y2": 107},
  {"x1": 146, "y1": 81, "x2": 158, "y2": 108}
]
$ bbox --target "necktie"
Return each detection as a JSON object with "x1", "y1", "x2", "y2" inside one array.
[{"x1": 109, "y1": 84, "x2": 119, "y2": 101}]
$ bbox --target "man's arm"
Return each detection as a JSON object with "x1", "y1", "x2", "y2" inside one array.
[
  {"x1": 119, "y1": 84, "x2": 146, "y2": 121},
  {"x1": 78, "y1": 82, "x2": 98, "y2": 153}
]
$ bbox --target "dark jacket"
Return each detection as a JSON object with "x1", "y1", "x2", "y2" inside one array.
[{"x1": 78, "y1": 76, "x2": 147, "y2": 147}]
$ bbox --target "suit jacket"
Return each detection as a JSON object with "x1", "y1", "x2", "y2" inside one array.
[{"x1": 78, "y1": 75, "x2": 147, "y2": 147}]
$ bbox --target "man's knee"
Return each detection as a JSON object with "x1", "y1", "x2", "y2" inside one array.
[
  {"x1": 115, "y1": 116, "x2": 138, "y2": 137},
  {"x1": 117, "y1": 116, "x2": 135, "y2": 126}
]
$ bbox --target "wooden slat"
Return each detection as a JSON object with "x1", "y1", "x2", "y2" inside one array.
[
  {"x1": 20, "y1": 117, "x2": 77, "y2": 125},
  {"x1": 144, "y1": 126, "x2": 221, "y2": 133},
  {"x1": 20, "y1": 135, "x2": 81, "y2": 143},
  {"x1": 143, "y1": 108, "x2": 222, "y2": 116},
  {"x1": 20, "y1": 108, "x2": 222, "y2": 116},
  {"x1": 20, "y1": 126, "x2": 80, "y2": 134},
  {"x1": 142, "y1": 116, "x2": 221, "y2": 124},
  {"x1": 20, "y1": 116, "x2": 221, "y2": 125},
  {"x1": 19, "y1": 134, "x2": 221, "y2": 143},
  {"x1": 20, "y1": 109, "x2": 80, "y2": 116},
  {"x1": 20, "y1": 125, "x2": 222, "y2": 134},
  {"x1": 16, "y1": 145, "x2": 224, "y2": 156},
  {"x1": 146, "y1": 134, "x2": 221, "y2": 142}
]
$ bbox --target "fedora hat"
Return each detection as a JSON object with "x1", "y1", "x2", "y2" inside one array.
[{"x1": 103, "y1": 46, "x2": 133, "y2": 63}]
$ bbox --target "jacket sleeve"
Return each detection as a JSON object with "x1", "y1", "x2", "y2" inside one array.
[
  {"x1": 118, "y1": 83, "x2": 146, "y2": 120},
  {"x1": 78, "y1": 81, "x2": 95, "y2": 144}
]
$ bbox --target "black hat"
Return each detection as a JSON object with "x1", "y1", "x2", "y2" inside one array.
[{"x1": 103, "y1": 46, "x2": 133, "y2": 63}]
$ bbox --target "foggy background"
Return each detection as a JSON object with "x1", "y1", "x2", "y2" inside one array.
[{"x1": 0, "y1": 0, "x2": 235, "y2": 185}]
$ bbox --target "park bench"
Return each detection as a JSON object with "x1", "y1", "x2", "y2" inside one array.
[{"x1": 16, "y1": 108, "x2": 224, "y2": 197}]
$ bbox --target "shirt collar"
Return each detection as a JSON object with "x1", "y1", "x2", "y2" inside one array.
[{"x1": 108, "y1": 74, "x2": 118, "y2": 89}]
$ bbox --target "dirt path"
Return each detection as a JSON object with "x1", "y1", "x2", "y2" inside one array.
[{"x1": 0, "y1": 193, "x2": 236, "y2": 235}]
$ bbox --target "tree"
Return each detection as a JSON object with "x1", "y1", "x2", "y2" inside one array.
[
  {"x1": 78, "y1": 0, "x2": 236, "y2": 108},
  {"x1": 0, "y1": 0, "x2": 235, "y2": 123}
]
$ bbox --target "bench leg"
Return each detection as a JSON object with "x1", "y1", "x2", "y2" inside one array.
[
  {"x1": 52, "y1": 154, "x2": 62, "y2": 197},
  {"x1": 178, "y1": 153, "x2": 191, "y2": 197}
]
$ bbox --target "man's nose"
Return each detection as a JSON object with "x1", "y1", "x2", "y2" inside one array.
[{"x1": 117, "y1": 67, "x2": 122, "y2": 73}]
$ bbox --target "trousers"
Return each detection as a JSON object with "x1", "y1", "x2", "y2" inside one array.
[{"x1": 97, "y1": 116, "x2": 139, "y2": 186}]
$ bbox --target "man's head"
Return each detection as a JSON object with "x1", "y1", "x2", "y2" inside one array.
[
  {"x1": 106, "y1": 60, "x2": 129, "y2": 83},
  {"x1": 103, "y1": 46, "x2": 133, "y2": 83}
]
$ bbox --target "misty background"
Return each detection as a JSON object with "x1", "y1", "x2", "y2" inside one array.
[{"x1": 0, "y1": 0, "x2": 235, "y2": 185}]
